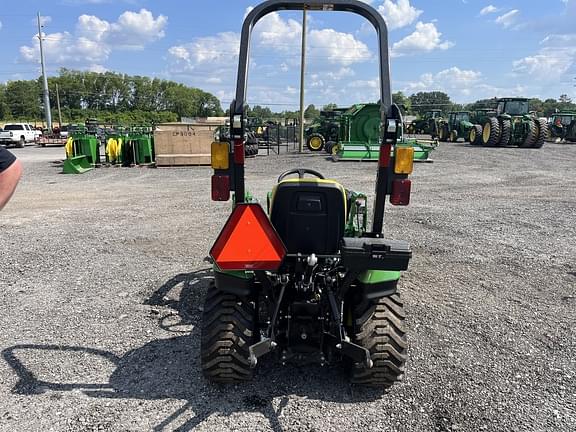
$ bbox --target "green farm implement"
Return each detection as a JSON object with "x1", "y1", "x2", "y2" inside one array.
[
  {"x1": 327, "y1": 103, "x2": 437, "y2": 162},
  {"x1": 305, "y1": 108, "x2": 346, "y2": 151},
  {"x1": 62, "y1": 127, "x2": 100, "y2": 174},
  {"x1": 203, "y1": 0, "x2": 415, "y2": 389}
]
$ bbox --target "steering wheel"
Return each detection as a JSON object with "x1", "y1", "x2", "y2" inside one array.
[{"x1": 278, "y1": 168, "x2": 325, "y2": 182}]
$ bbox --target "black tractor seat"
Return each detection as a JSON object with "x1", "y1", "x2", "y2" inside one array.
[{"x1": 270, "y1": 178, "x2": 347, "y2": 255}]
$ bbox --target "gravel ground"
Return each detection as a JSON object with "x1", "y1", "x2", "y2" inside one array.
[{"x1": 0, "y1": 141, "x2": 575, "y2": 431}]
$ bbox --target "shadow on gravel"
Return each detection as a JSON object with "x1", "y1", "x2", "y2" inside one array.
[{"x1": 2, "y1": 269, "x2": 386, "y2": 431}]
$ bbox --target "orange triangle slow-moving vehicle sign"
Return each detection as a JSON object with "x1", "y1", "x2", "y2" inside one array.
[{"x1": 210, "y1": 203, "x2": 287, "y2": 271}]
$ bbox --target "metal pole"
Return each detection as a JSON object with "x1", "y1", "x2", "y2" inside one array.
[
  {"x1": 55, "y1": 83, "x2": 63, "y2": 128},
  {"x1": 298, "y1": 7, "x2": 307, "y2": 153},
  {"x1": 37, "y1": 12, "x2": 52, "y2": 132}
]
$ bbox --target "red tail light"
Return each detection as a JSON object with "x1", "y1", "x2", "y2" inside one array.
[
  {"x1": 233, "y1": 139, "x2": 245, "y2": 164},
  {"x1": 378, "y1": 143, "x2": 392, "y2": 167},
  {"x1": 390, "y1": 179, "x2": 411, "y2": 206},
  {"x1": 211, "y1": 175, "x2": 230, "y2": 201}
]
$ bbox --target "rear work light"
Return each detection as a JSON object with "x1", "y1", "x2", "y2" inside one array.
[
  {"x1": 211, "y1": 142, "x2": 229, "y2": 170},
  {"x1": 390, "y1": 179, "x2": 411, "y2": 206},
  {"x1": 211, "y1": 175, "x2": 230, "y2": 201},
  {"x1": 210, "y1": 203, "x2": 286, "y2": 271},
  {"x1": 394, "y1": 147, "x2": 414, "y2": 174}
]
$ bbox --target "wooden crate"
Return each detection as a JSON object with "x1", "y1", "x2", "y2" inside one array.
[{"x1": 154, "y1": 123, "x2": 218, "y2": 166}]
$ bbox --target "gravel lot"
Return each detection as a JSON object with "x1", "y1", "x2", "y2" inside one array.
[{"x1": 1, "y1": 141, "x2": 575, "y2": 431}]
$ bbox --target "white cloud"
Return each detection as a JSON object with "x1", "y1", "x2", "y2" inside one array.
[
  {"x1": 480, "y1": 5, "x2": 499, "y2": 16},
  {"x1": 495, "y1": 10, "x2": 519, "y2": 28},
  {"x1": 391, "y1": 22, "x2": 454, "y2": 56},
  {"x1": 404, "y1": 67, "x2": 482, "y2": 94},
  {"x1": 20, "y1": 9, "x2": 166, "y2": 67},
  {"x1": 512, "y1": 34, "x2": 576, "y2": 80},
  {"x1": 377, "y1": 0, "x2": 423, "y2": 30},
  {"x1": 39, "y1": 16, "x2": 52, "y2": 26}
]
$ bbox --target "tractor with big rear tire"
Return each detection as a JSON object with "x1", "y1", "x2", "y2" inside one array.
[
  {"x1": 203, "y1": 0, "x2": 414, "y2": 389},
  {"x1": 478, "y1": 98, "x2": 548, "y2": 148},
  {"x1": 305, "y1": 109, "x2": 346, "y2": 151},
  {"x1": 406, "y1": 110, "x2": 443, "y2": 138},
  {"x1": 438, "y1": 112, "x2": 473, "y2": 142}
]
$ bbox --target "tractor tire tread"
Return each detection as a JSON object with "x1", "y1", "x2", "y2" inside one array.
[
  {"x1": 499, "y1": 119, "x2": 512, "y2": 146},
  {"x1": 350, "y1": 293, "x2": 407, "y2": 387},
  {"x1": 483, "y1": 117, "x2": 500, "y2": 147},
  {"x1": 200, "y1": 283, "x2": 255, "y2": 383},
  {"x1": 533, "y1": 118, "x2": 548, "y2": 148}
]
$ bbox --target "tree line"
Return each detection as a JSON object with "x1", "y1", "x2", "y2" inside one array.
[{"x1": 0, "y1": 69, "x2": 224, "y2": 125}]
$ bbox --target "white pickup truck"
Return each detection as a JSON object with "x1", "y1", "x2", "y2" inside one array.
[{"x1": 0, "y1": 123, "x2": 38, "y2": 147}]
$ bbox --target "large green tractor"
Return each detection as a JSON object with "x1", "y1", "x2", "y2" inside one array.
[
  {"x1": 305, "y1": 109, "x2": 346, "y2": 151},
  {"x1": 205, "y1": 0, "x2": 414, "y2": 388},
  {"x1": 468, "y1": 108, "x2": 496, "y2": 145},
  {"x1": 481, "y1": 98, "x2": 548, "y2": 148},
  {"x1": 407, "y1": 110, "x2": 443, "y2": 138},
  {"x1": 549, "y1": 112, "x2": 576, "y2": 142},
  {"x1": 438, "y1": 111, "x2": 473, "y2": 142}
]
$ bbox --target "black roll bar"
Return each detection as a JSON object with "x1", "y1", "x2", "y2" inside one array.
[{"x1": 230, "y1": 0, "x2": 397, "y2": 235}]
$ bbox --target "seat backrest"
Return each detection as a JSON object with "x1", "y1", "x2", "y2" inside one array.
[{"x1": 270, "y1": 179, "x2": 347, "y2": 255}]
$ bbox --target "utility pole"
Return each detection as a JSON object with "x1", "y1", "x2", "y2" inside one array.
[
  {"x1": 298, "y1": 7, "x2": 307, "y2": 153},
  {"x1": 37, "y1": 12, "x2": 52, "y2": 131},
  {"x1": 55, "y1": 83, "x2": 63, "y2": 128}
]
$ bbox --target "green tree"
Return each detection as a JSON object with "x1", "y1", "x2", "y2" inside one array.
[
  {"x1": 304, "y1": 104, "x2": 319, "y2": 120},
  {"x1": 392, "y1": 91, "x2": 411, "y2": 113},
  {"x1": 409, "y1": 91, "x2": 452, "y2": 116},
  {"x1": 5, "y1": 80, "x2": 41, "y2": 119},
  {"x1": 322, "y1": 103, "x2": 338, "y2": 111}
]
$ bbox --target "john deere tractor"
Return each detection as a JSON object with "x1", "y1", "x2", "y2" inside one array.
[
  {"x1": 438, "y1": 111, "x2": 473, "y2": 142},
  {"x1": 468, "y1": 108, "x2": 496, "y2": 145},
  {"x1": 203, "y1": 0, "x2": 414, "y2": 388},
  {"x1": 305, "y1": 109, "x2": 346, "y2": 151},
  {"x1": 549, "y1": 112, "x2": 576, "y2": 142},
  {"x1": 481, "y1": 98, "x2": 548, "y2": 148},
  {"x1": 407, "y1": 110, "x2": 443, "y2": 138}
]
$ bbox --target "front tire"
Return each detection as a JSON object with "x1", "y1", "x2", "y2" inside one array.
[
  {"x1": 350, "y1": 293, "x2": 407, "y2": 388},
  {"x1": 520, "y1": 119, "x2": 539, "y2": 148},
  {"x1": 200, "y1": 283, "x2": 256, "y2": 383}
]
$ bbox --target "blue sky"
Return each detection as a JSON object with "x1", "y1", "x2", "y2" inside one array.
[{"x1": 0, "y1": 0, "x2": 575, "y2": 110}]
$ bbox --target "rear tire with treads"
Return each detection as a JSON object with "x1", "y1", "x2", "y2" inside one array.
[
  {"x1": 482, "y1": 118, "x2": 500, "y2": 147},
  {"x1": 520, "y1": 119, "x2": 538, "y2": 148},
  {"x1": 201, "y1": 283, "x2": 256, "y2": 383},
  {"x1": 499, "y1": 119, "x2": 512, "y2": 146},
  {"x1": 350, "y1": 293, "x2": 407, "y2": 388},
  {"x1": 306, "y1": 133, "x2": 325, "y2": 152},
  {"x1": 469, "y1": 124, "x2": 482, "y2": 145},
  {"x1": 533, "y1": 118, "x2": 548, "y2": 148}
]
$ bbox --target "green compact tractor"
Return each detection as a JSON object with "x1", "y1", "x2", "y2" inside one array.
[
  {"x1": 481, "y1": 98, "x2": 548, "y2": 148},
  {"x1": 407, "y1": 110, "x2": 443, "y2": 138},
  {"x1": 549, "y1": 112, "x2": 576, "y2": 142},
  {"x1": 305, "y1": 109, "x2": 346, "y2": 151},
  {"x1": 438, "y1": 111, "x2": 473, "y2": 142},
  {"x1": 203, "y1": 0, "x2": 414, "y2": 388}
]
